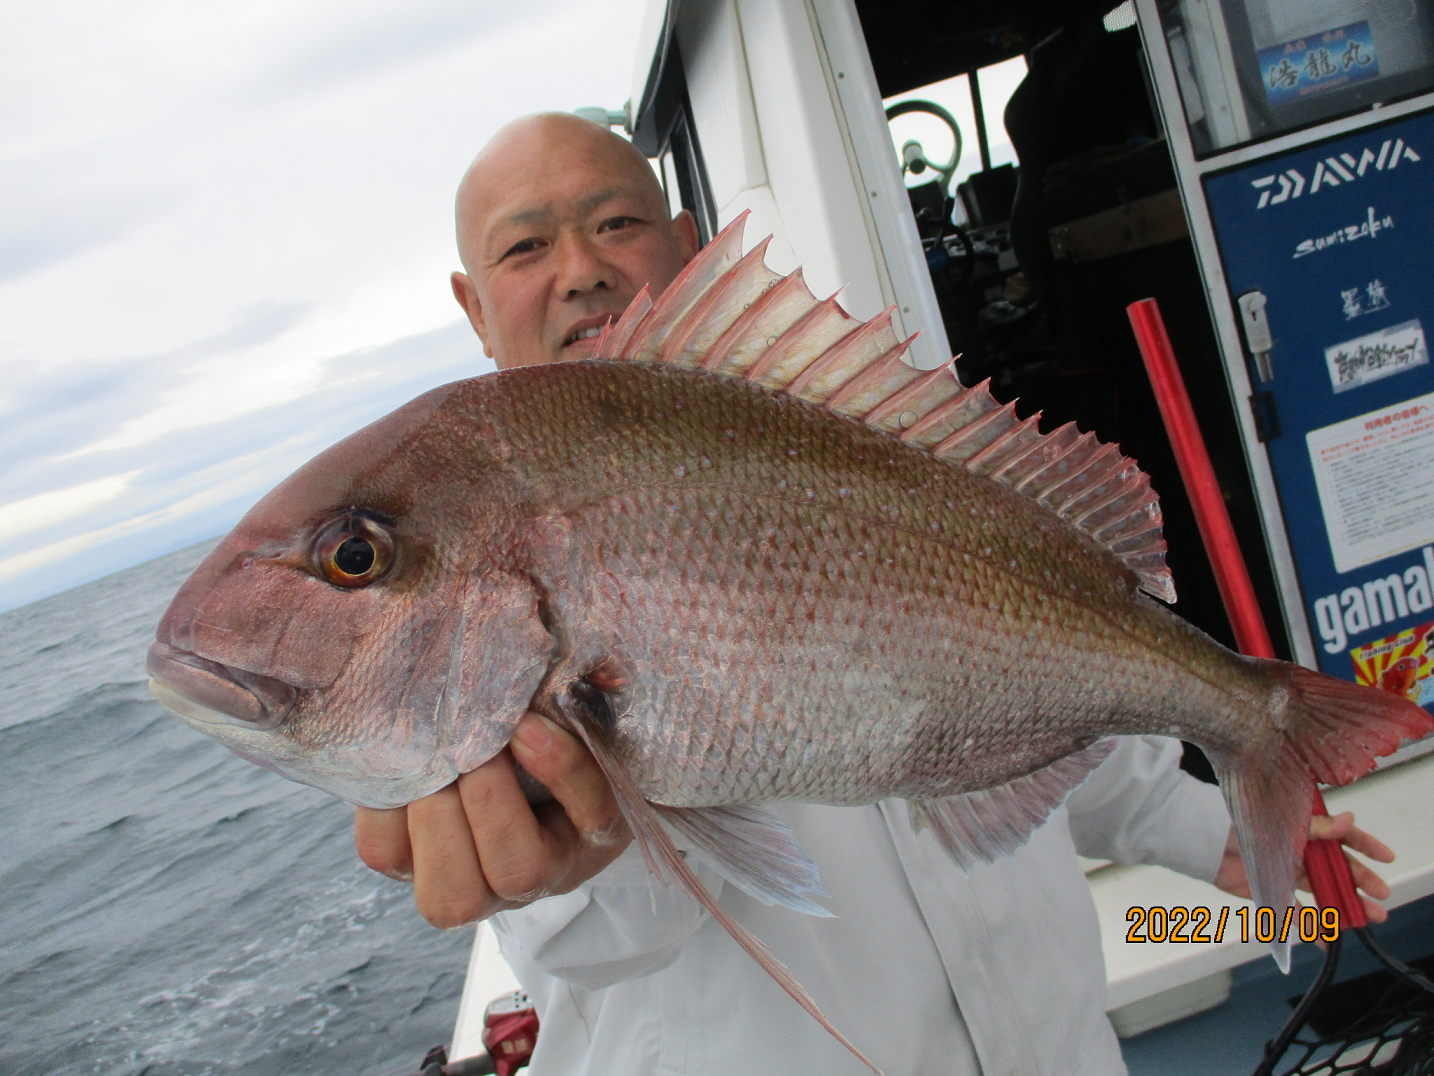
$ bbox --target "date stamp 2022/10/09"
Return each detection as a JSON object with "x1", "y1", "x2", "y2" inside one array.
[{"x1": 1125, "y1": 905, "x2": 1341, "y2": 945}]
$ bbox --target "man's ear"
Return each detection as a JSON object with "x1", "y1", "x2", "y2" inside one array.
[
  {"x1": 451, "y1": 271, "x2": 494, "y2": 358},
  {"x1": 672, "y1": 209, "x2": 700, "y2": 264}
]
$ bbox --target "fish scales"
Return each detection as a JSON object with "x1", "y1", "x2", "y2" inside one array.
[{"x1": 472, "y1": 359, "x2": 1260, "y2": 805}]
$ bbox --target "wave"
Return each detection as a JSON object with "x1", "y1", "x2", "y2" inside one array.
[{"x1": 0, "y1": 542, "x2": 466, "y2": 1076}]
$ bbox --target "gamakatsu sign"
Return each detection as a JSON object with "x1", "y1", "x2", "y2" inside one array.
[
  {"x1": 1312, "y1": 545, "x2": 1434, "y2": 654},
  {"x1": 1251, "y1": 137, "x2": 1421, "y2": 209}
]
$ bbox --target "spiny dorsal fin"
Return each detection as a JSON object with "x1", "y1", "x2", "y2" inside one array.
[
  {"x1": 624, "y1": 212, "x2": 748, "y2": 361},
  {"x1": 603, "y1": 215, "x2": 1175, "y2": 603},
  {"x1": 658, "y1": 237, "x2": 783, "y2": 368}
]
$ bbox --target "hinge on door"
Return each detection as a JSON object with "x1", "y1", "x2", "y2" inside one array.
[{"x1": 1249, "y1": 391, "x2": 1280, "y2": 442}]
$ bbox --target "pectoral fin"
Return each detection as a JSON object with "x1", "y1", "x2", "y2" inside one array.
[
  {"x1": 436, "y1": 571, "x2": 554, "y2": 775},
  {"x1": 546, "y1": 677, "x2": 881, "y2": 1076},
  {"x1": 654, "y1": 803, "x2": 832, "y2": 917}
]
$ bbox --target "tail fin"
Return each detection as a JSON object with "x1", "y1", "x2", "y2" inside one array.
[{"x1": 1212, "y1": 663, "x2": 1432, "y2": 971}]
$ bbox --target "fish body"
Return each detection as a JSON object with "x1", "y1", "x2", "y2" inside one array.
[
  {"x1": 152, "y1": 357, "x2": 1263, "y2": 813},
  {"x1": 148, "y1": 215, "x2": 1432, "y2": 1072},
  {"x1": 427, "y1": 359, "x2": 1263, "y2": 811}
]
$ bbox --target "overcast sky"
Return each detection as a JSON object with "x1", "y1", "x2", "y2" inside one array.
[
  {"x1": 0, "y1": 1, "x2": 1030, "y2": 613},
  {"x1": 0, "y1": 0, "x2": 656, "y2": 611}
]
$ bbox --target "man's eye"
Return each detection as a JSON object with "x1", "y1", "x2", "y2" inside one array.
[
  {"x1": 597, "y1": 216, "x2": 639, "y2": 234},
  {"x1": 503, "y1": 237, "x2": 544, "y2": 258}
]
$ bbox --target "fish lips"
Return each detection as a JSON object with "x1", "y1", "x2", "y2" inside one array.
[{"x1": 147, "y1": 642, "x2": 298, "y2": 731}]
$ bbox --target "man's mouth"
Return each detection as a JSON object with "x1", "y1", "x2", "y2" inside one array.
[{"x1": 562, "y1": 317, "x2": 615, "y2": 349}]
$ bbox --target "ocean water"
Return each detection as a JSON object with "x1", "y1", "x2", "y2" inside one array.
[{"x1": 0, "y1": 542, "x2": 469, "y2": 1076}]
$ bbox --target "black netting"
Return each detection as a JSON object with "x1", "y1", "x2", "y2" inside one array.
[{"x1": 1256, "y1": 932, "x2": 1434, "y2": 1076}]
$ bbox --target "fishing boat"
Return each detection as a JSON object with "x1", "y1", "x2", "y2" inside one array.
[{"x1": 442, "y1": 1, "x2": 1434, "y2": 1071}]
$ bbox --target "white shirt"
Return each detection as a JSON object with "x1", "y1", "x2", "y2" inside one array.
[{"x1": 491, "y1": 737, "x2": 1230, "y2": 1076}]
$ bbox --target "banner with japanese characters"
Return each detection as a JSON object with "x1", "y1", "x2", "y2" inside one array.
[{"x1": 1259, "y1": 21, "x2": 1380, "y2": 107}]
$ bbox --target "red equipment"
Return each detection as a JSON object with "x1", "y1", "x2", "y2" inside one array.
[
  {"x1": 412, "y1": 990, "x2": 538, "y2": 1076},
  {"x1": 480, "y1": 991, "x2": 540, "y2": 1076}
]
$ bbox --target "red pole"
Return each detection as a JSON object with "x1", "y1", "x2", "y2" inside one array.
[
  {"x1": 1126, "y1": 298, "x2": 1275, "y2": 660},
  {"x1": 1126, "y1": 298, "x2": 1363, "y2": 927}
]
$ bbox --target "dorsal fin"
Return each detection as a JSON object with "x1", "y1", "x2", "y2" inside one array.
[
  {"x1": 594, "y1": 285, "x2": 652, "y2": 359},
  {"x1": 601, "y1": 219, "x2": 1175, "y2": 602},
  {"x1": 624, "y1": 212, "x2": 749, "y2": 361},
  {"x1": 659, "y1": 237, "x2": 783, "y2": 368}
]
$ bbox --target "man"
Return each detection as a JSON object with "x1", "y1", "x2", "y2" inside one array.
[{"x1": 356, "y1": 113, "x2": 1394, "y2": 1074}]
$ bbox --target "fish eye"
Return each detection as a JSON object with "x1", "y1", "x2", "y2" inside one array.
[{"x1": 313, "y1": 515, "x2": 394, "y2": 588}]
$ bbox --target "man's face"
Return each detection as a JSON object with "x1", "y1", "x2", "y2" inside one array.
[{"x1": 452, "y1": 118, "x2": 698, "y2": 370}]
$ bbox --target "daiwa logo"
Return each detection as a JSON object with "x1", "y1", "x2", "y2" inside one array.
[
  {"x1": 1252, "y1": 137, "x2": 1421, "y2": 209},
  {"x1": 1312, "y1": 545, "x2": 1434, "y2": 654}
]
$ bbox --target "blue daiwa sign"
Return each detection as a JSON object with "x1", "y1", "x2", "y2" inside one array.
[{"x1": 1202, "y1": 107, "x2": 1434, "y2": 704}]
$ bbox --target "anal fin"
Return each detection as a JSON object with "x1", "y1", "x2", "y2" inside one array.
[{"x1": 909, "y1": 740, "x2": 1116, "y2": 869}]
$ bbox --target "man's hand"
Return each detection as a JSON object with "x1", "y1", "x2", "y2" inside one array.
[
  {"x1": 354, "y1": 712, "x2": 631, "y2": 928},
  {"x1": 1213, "y1": 811, "x2": 1394, "y2": 923}
]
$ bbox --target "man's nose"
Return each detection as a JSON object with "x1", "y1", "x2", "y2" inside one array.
[{"x1": 554, "y1": 234, "x2": 613, "y2": 300}]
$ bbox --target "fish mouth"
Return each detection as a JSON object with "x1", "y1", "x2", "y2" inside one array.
[{"x1": 147, "y1": 641, "x2": 298, "y2": 730}]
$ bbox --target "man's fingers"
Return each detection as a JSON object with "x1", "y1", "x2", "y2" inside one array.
[
  {"x1": 1344, "y1": 825, "x2": 1395, "y2": 864},
  {"x1": 458, "y1": 748, "x2": 560, "y2": 904},
  {"x1": 1346, "y1": 853, "x2": 1392, "y2": 901},
  {"x1": 355, "y1": 805, "x2": 414, "y2": 881},
  {"x1": 409, "y1": 781, "x2": 499, "y2": 928},
  {"x1": 1297, "y1": 812, "x2": 1393, "y2": 926},
  {"x1": 1309, "y1": 812, "x2": 1395, "y2": 862},
  {"x1": 1309, "y1": 811, "x2": 1354, "y2": 842},
  {"x1": 511, "y1": 713, "x2": 629, "y2": 846}
]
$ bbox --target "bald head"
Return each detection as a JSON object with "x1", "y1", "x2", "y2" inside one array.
[{"x1": 450, "y1": 112, "x2": 699, "y2": 368}]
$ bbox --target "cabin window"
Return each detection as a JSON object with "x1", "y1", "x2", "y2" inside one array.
[
  {"x1": 633, "y1": 38, "x2": 717, "y2": 247},
  {"x1": 656, "y1": 106, "x2": 717, "y2": 245}
]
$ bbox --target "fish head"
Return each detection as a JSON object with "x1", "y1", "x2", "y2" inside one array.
[{"x1": 147, "y1": 380, "x2": 556, "y2": 808}]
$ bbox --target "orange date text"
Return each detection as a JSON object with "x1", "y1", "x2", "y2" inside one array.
[{"x1": 1124, "y1": 905, "x2": 1339, "y2": 944}]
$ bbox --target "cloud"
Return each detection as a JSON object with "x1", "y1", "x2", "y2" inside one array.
[
  {"x1": 0, "y1": 319, "x2": 489, "y2": 611},
  {"x1": 59, "y1": 301, "x2": 316, "y2": 458},
  {"x1": 0, "y1": 472, "x2": 141, "y2": 543},
  {"x1": 0, "y1": 203, "x2": 156, "y2": 283},
  {"x1": 0, "y1": 0, "x2": 651, "y2": 612},
  {"x1": 254, "y1": 0, "x2": 545, "y2": 100},
  {"x1": 0, "y1": 302, "x2": 313, "y2": 489}
]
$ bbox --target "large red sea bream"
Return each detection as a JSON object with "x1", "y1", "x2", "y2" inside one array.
[{"x1": 148, "y1": 215, "x2": 1432, "y2": 1071}]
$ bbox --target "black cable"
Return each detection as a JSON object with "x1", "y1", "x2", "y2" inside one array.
[{"x1": 1255, "y1": 937, "x2": 1344, "y2": 1076}]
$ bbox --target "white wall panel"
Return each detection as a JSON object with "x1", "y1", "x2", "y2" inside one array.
[{"x1": 678, "y1": 0, "x2": 768, "y2": 208}]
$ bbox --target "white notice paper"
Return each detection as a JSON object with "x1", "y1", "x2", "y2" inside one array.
[{"x1": 1307, "y1": 391, "x2": 1434, "y2": 573}]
